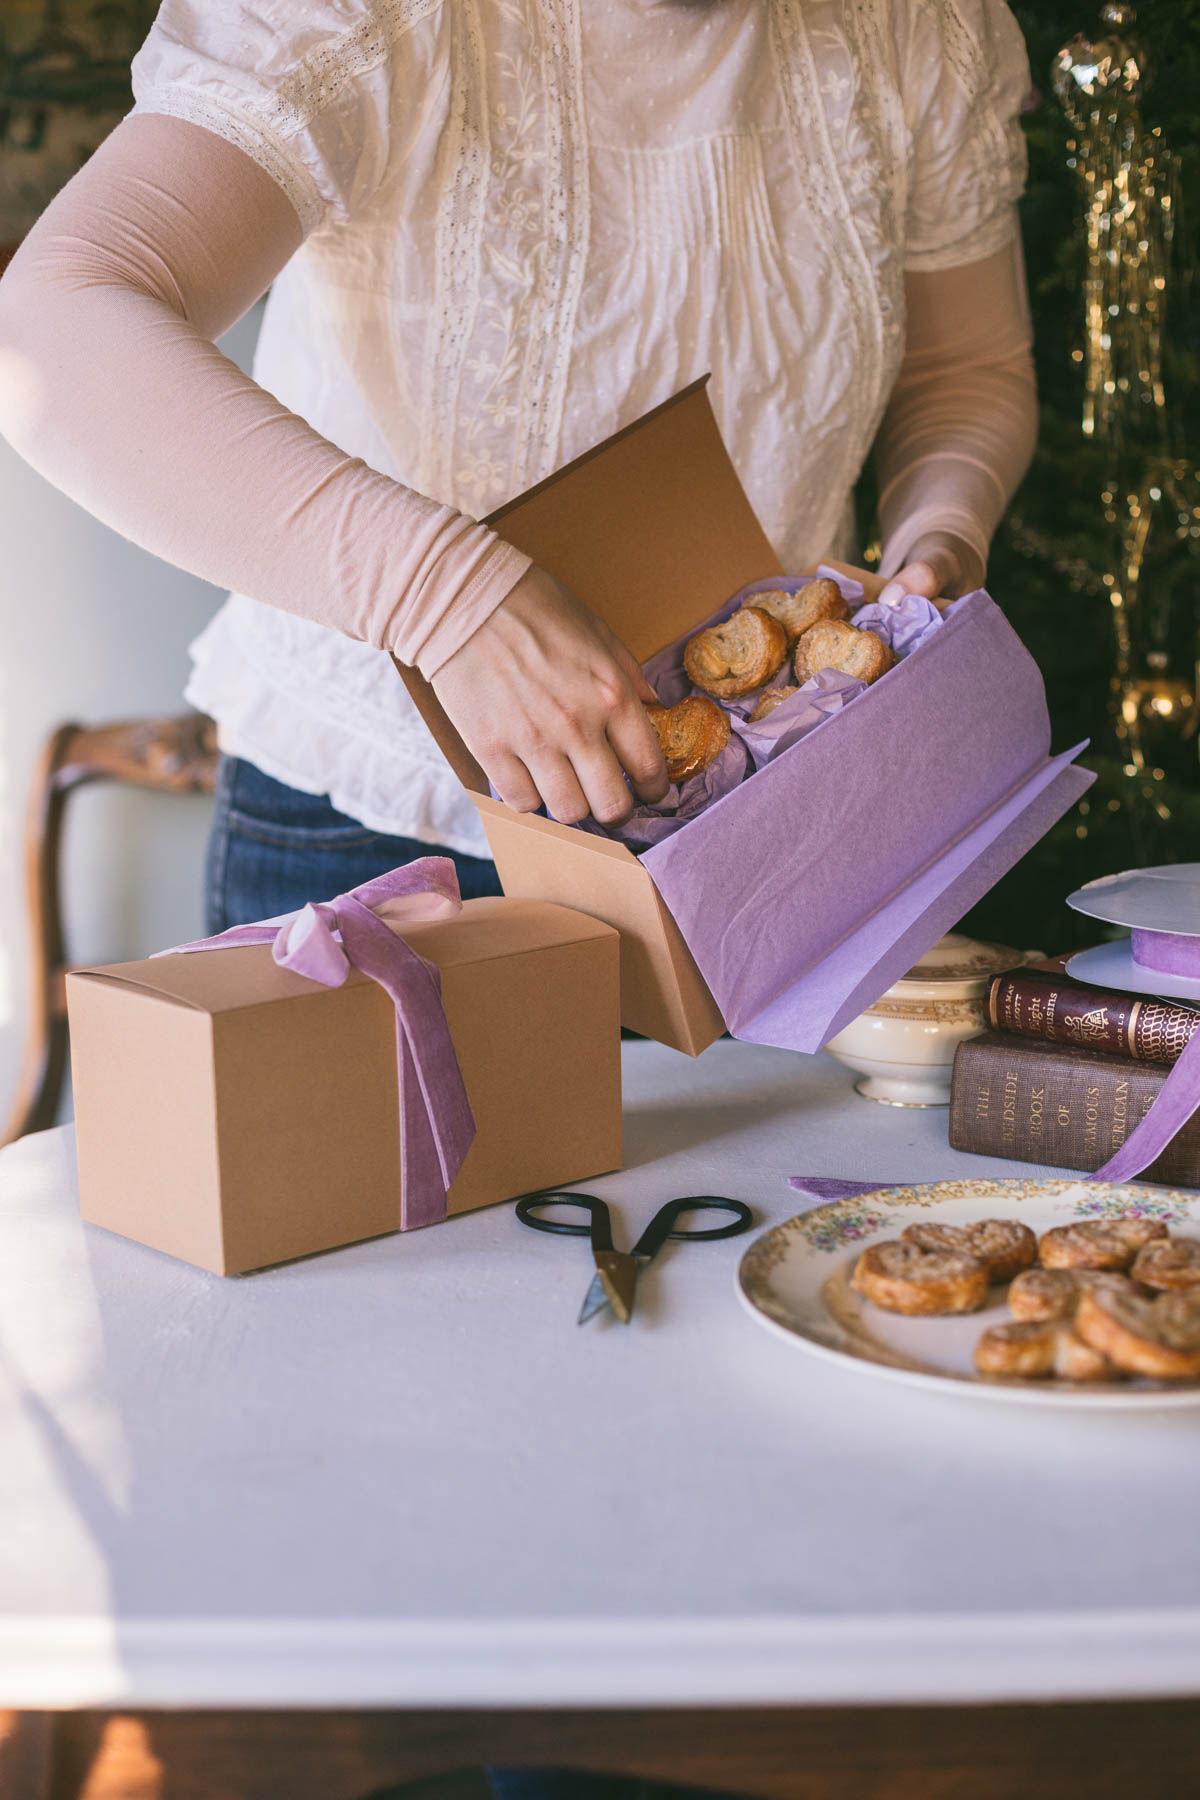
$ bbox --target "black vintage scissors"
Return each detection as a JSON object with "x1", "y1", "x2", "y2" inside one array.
[{"x1": 515, "y1": 1190, "x2": 754, "y2": 1325}]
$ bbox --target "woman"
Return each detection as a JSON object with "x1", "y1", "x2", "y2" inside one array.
[
  {"x1": 0, "y1": 0, "x2": 1035, "y2": 932},
  {"x1": 0, "y1": 2, "x2": 1035, "y2": 1793}
]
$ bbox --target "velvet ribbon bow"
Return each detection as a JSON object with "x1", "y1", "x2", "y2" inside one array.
[{"x1": 155, "y1": 858, "x2": 476, "y2": 1229}]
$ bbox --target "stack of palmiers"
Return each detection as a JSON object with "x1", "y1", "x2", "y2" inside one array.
[
  {"x1": 644, "y1": 578, "x2": 893, "y2": 783},
  {"x1": 849, "y1": 1213, "x2": 1200, "y2": 1384}
]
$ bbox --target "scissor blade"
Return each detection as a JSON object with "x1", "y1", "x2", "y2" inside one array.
[
  {"x1": 577, "y1": 1271, "x2": 610, "y2": 1325},
  {"x1": 578, "y1": 1250, "x2": 639, "y2": 1325}
]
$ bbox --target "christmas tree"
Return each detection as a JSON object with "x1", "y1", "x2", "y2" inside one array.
[{"x1": 948, "y1": 2, "x2": 1200, "y2": 952}]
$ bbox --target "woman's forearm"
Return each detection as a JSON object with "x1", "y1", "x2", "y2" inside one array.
[
  {"x1": 0, "y1": 112, "x2": 530, "y2": 679},
  {"x1": 874, "y1": 235, "x2": 1037, "y2": 584}
]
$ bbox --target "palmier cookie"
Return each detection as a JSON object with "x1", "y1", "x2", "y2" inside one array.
[
  {"x1": 1039, "y1": 1217, "x2": 1168, "y2": 1272},
  {"x1": 1008, "y1": 1267, "x2": 1142, "y2": 1323},
  {"x1": 793, "y1": 619, "x2": 893, "y2": 687},
  {"x1": 974, "y1": 1319, "x2": 1113, "y2": 1382},
  {"x1": 748, "y1": 686, "x2": 799, "y2": 723},
  {"x1": 850, "y1": 1240, "x2": 989, "y2": 1316},
  {"x1": 684, "y1": 607, "x2": 788, "y2": 700},
  {"x1": 1130, "y1": 1236, "x2": 1200, "y2": 1291},
  {"x1": 741, "y1": 578, "x2": 847, "y2": 644},
  {"x1": 644, "y1": 696, "x2": 730, "y2": 785},
  {"x1": 901, "y1": 1218, "x2": 1036, "y2": 1285},
  {"x1": 1074, "y1": 1284, "x2": 1200, "y2": 1380}
]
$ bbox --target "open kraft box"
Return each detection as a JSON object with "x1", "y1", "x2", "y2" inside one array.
[{"x1": 396, "y1": 378, "x2": 1096, "y2": 1058}]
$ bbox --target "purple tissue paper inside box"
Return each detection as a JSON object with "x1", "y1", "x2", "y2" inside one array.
[
  {"x1": 595, "y1": 569, "x2": 956, "y2": 842},
  {"x1": 576, "y1": 566, "x2": 1094, "y2": 1055}
]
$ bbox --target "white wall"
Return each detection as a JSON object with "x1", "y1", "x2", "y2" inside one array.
[{"x1": 0, "y1": 298, "x2": 266, "y2": 1127}]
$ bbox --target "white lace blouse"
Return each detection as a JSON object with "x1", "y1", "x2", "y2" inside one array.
[{"x1": 127, "y1": 0, "x2": 1032, "y2": 856}]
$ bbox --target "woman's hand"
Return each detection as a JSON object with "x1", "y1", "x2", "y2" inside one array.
[
  {"x1": 810, "y1": 533, "x2": 984, "y2": 610},
  {"x1": 430, "y1": 564, "x2": 670, "y2": 826},
  {"x1": 875, "y1": 531, "x2": 984, "y2": 608}
]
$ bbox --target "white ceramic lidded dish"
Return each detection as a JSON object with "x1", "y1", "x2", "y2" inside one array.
[{"x1": 824, "y1": 932, "x2": 1038, "y2": 1107}]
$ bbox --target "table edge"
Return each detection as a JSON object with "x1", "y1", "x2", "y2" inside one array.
[{"x1": 4, "y1": 1610, "x2": 1200, "y2": 1709}]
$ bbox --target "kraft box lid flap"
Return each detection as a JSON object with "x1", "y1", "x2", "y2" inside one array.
[
  {"x1": 66, "y1": 947, "x2": 325, "y2": 1014},
  {"x1": 472, "y1": 796, "x2": 642, "y2": 865},
  {"x1": 67, "y1": 899, "x2": 615, "y2": 1015},
  {"x1": 484, "y1": 376, "x2": 781, "y2": 660},
  {"x1": 392, "y1": 895, "x2": 618, "y2": 961}
]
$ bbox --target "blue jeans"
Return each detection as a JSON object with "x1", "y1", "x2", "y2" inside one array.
[
  {"x1": 204, "y1": 753, "x2": 503, "y2": 933},
  {"x1": 205, "y1": 757, "x2": 746, "y2": 1800}
]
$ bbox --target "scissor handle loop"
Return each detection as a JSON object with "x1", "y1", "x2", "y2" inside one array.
[
  {"x1": 632, "y1": 1196, "x2": 753, "y2": 1260},
  {"x1": 514, "y1": 1192, "x2": 613, "y2": 1252}
]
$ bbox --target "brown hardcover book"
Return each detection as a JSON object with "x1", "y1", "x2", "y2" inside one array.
[
  {"x1": 949, "y1": 1030, "x2": 1200, "y2": 1187},
  {"x1": 986, "y1": 965, "x2": 1200, "y2": 1067}
]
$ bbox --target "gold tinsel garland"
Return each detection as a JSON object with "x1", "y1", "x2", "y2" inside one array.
[{"x1": 1054, "y1": 2, "x2": 1198, "y2": 805}]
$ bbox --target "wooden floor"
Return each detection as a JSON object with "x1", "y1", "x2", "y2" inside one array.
[
  {"x1": 7, "y1": 1701, "x2": 1200, "y2": 1800},
  {"x1": 378, "y1": 1779, "x2": 492, "y2": 1799},
  {"x1": 386, "y1": 1779, "x2": 493, "y2": 1799}
]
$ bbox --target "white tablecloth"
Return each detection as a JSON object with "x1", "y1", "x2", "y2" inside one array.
[{"x1": 1, "y1": 1039, "x2": 1198, "y2": 1710}]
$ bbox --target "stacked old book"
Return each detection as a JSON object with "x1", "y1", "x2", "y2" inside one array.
[{"x1": 949, "y1": 957, "x2": 1200, "y2": 1185}]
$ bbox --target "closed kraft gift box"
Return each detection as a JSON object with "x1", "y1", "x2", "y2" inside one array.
[
  {"x1": 396, "y1": 378, "x2": 1096, "y2": 1058},
  {"x1": 66, "y1": 897, "x2": 621, "y2": 1275}
]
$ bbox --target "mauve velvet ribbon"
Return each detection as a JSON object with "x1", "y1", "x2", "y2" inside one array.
[
  {"x1": 154, "y1": 858, "x2": 476, "y2": 1229},
  {"x1": 1091, "y1": 927, "x2": 1200, "y2": 1182},
  {"x1": 1131, "y1": 927, "x2": 1200, "y2": 979},
  {"x1": 788, "y1": 1177, "x2": 888, "y2": 1202}
]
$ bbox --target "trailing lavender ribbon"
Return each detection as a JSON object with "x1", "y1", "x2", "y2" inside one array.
[
  {"x1": 1092, "y1": 928, "x2": 1200, "y2": 1183},
  {"x1": 788, "y1": 1176, "x2": 895, "y2": 1203},
  {"x1": 154, "y1": 858, "x2": 476, "y2": 1229}
]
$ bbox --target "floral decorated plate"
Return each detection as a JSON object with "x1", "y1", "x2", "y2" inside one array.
[{"x1": 736, "y1": 1178, "x2": 1200, "y2": 1409}]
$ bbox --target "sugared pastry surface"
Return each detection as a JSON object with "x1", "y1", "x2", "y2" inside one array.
[
  {"x1": 1130, "y1": 1237, "x2": 1200, "y2": 1291},
  {"x1": 1007, "y1": 1267, "x2": 1144, "y2": 1322},
  {"x1": 973, "y1": 1319, "x2": 1112, "y2": 1381},
  {"x1": 748, "y1": 686, "x2": 799, "y2": 723},
  {"x1": 683, "y1": 607, "x2": 789, "y2": 699},
  {"x1": 742, "y1": 578, "x2": 847, "y2": 643},
  {"x1": 901, "y1": 1218, "x2": 1036, "y2": 1285},
  {"x1": 793, "y1": 618, "x2": 893, "y2": 686},
  {"x1": 1074, "y1": 1285, "x2": 1200, "y2": 1379},
  {"x1": 850, "y1": 1239, "x2": 990, "y2": 1316},
  {"x1": 644, "y1": 696, "x2": 730, "y2": 784},
  {"x1": 1038, "y1": 1218, "x2": 1168, "y2": 1272}
]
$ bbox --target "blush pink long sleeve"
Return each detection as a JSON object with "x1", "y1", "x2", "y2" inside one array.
[
  {"x1": 873, "y1": 235, "x2": 1038, "y2": 583},
  {"x1": 0, "y1": 111, "x2": 533, "y2": 681},
  {"x1": 0, "y1": 109, "x2": 1037, "y2": 674}
]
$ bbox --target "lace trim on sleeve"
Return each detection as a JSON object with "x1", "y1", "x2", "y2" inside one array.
[
  {"x1": 904, "y1": 201, "x2": 1019, "y2": 274},
  {"x1": 247, "y1": 0, "x2": 440, "y2": 137},
  {"x1": 129, "y1": 85, "x2": 327, "y2": 236},
  {"x1": 130, "y1": 0, "x2": 444, "y2": 237}
]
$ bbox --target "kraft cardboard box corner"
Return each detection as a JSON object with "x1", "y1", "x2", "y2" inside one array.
[{"x1": 66, "y1": 898, "x2": 622, "y2": 1276}]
